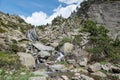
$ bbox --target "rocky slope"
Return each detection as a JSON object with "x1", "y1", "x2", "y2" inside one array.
[{"x1": 0, "y1": 0, "x2": 120, "y2": 80}]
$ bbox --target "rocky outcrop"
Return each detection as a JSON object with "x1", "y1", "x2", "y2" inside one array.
[{"x1": 75, "y1": 1, "x2": 120, "y2": 39}]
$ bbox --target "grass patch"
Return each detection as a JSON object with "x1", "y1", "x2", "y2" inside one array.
[
  {"x1": 0, "y1": 51, "x2": 21, "y2": 69},
  {"x1": 58, "y1": 61, "x2": 69, "y2": 66},
  {"x1": 0, "y1": 68, "x2": 37, "y2": 80}
]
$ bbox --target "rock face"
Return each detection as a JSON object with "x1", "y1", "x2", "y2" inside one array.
[
  {"x1": 17, "y1": 52, "x2": 35, "y2": 68},
  {"x1": 75, "y1": 1, "x2": 120, "y2": 39}
]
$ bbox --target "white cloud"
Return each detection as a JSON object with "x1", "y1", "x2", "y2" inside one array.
[
  {"x1": 20, "y1": 0, "x2": 84, "y2": 26},
  {"x1": 20, "y1": 11, "x2": 48, "y2": 26},
  {"x1": 20, "y1": 4, "x2": 78, "y2": 26},
  {"x1": 59, "y1": 0, "x2": 84, "y2": 4}
]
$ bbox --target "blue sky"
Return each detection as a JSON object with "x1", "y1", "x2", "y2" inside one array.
[{"x1": 0, "y1": 0, "x2": 84, "y2": 25}]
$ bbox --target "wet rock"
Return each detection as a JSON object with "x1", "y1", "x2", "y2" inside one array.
[
  {"x1": 88, "y1": 63, "x2": 101, "y2": 72},
  {"x1": 62, "y1": 43, "x2": 74, "y2": 54},
  {"x1": 17, "y1": 52, "x2": 35, "y2": 68},
  {"x1": 91, "y1": 71, "x2": 107, "y2": 77}
]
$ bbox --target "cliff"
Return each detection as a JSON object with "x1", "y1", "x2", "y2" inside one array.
[{"x1": 74, "y1": 0, "x2": 120, "y2": 39}]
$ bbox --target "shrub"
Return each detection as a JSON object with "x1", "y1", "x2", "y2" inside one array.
[{"x1": 82, "y1": 20, "x2": 120, "y2": 62}]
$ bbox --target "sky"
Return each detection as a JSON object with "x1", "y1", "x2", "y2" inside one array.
[{"x1": 0, "y1": 0, "x2": 84, "y2": 26}]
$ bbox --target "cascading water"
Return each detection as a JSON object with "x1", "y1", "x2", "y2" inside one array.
[{"x1": 26, "y1": 28, "x2": 39, "y2": 43}]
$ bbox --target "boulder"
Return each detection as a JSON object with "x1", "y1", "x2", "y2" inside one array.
[
  {"x1": 62, "y1": 43, "x2": 74, "y2": 54},
  {"x1": 32, "y1": 42, "x2": 54, "y2": 51},
  {"x1": 88, "y1": 63, "x2": 101, "y2": 72},
  {"x1": 91, "y1": 71, "x2": 107, "y2": 77},
  {"x1": 17, "y1": 52, "x2": 35, "y2": 68},
  {"x1": 38, "y1": 51, "x2": 51, "y2": 58}
]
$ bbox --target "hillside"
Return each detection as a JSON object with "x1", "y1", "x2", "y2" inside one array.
[
  {"x1": 0, "y1": 12, "x2": 33, "y2": 51},
  {"x1": 0, "y1": 0, "x2": 120, "y2": 80}
]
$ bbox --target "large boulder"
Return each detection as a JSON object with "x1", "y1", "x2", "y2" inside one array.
[
  {"x1": 17, "y1": 52, "x2": 35, "y2": 68},
  {"x1": 62, "y1": 43, "x2": 74, "y2": 54},
  {"x1": 32, "y1": 42, "x2": 54, "y2": 51}
]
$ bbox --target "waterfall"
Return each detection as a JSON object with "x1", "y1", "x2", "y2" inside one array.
[{"x1": 26, "y1": 28, "x2": 39, "y2": 42}]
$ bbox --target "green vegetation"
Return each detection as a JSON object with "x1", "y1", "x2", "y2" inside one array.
[
  {"x1": 52, "y1": 16, "x2": 66, "y2": 25},
  {"x1": 73, "y1": 35, "x2": 82, "y2": 46},
  {"x1": 0, "y1": 51, "x2": 21, "y2": 69},
  {"x1": 58, "y1": 61, "x2": 69, "y2": 67},
  {"x1": 60, "y1": 37, "x2": 73, "y2": 46},
  {"x1": 0, "y1": 68, "x2": 37, "y2": 80},
  {"x1": 38, "y1": 25, "x2": 45, "y2": 31},
  {"x1": 82, "y1": 20, "x2": 120, "y2": 63}
]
